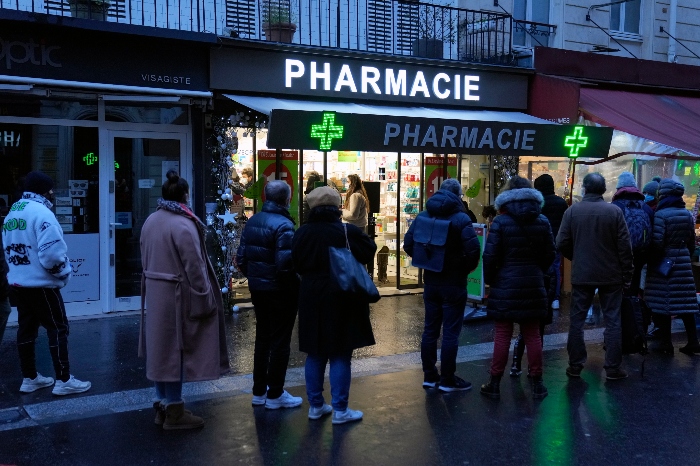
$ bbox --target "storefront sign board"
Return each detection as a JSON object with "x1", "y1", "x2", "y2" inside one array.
[
  {"x1": 257, "y1": 150, "x2": 299, "y2": 224},
  {"x1": 467, "y1": 224, "x2": 486, "y2": 301},
  {"x1": 62, "y1": 233, "x2": 100, "y2": 303},
  {"x1": 211, "y1": 48, "x2": 528, "y2": 110},
  {"x1": 267, "y1": 110, "x2": 614, "y2": 158}
]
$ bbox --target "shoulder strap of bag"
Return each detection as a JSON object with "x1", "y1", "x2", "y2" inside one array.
[{"x1": 343, "y1": 223, "x2": 351, "y2": 251}]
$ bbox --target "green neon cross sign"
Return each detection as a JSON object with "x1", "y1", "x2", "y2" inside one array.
[
  {"x1": 564, "y1": 126, "x2": 589, "y2": 158},
  {"x1": 83, "y1": 152, "x2": 97, "y2": 166},
  {"x1": 310, "y1": 112, "x2": 344, "y2": 151}
]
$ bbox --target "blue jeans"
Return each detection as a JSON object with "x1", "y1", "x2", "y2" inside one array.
[
  {"x1": 305, "y1": 351, "x2": 352, "y2": 411},
  {"x1": 155, "y1": 381, "x2": 183, "y2": 404},
  {"x1": 421, "y1": 284, "x2": 468, "y2": 383}
]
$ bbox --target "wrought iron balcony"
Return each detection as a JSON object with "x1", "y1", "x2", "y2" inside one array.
[{"x1": 2, "y1": 0, "x2": 516, "y2": 65}]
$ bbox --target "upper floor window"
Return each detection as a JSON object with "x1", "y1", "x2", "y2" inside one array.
[
  {"x1": 610, "y1": 0, "x2": 641, "y2": 34},
  {"x1": 513, "y1": 0, "x2": 551, "y2": 47}
]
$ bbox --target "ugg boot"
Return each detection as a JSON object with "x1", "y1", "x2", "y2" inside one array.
[
  {"x1": 480, "y1": 375, "x2": 501, "y2": 399},
  {"x1": 532, "y1": 376, "x2": 548, "y2": 400},
  {"x1": 510, "y1": 334, "x2": 525, "y2": 376},
  {"x1": 153, "y1": 401, "x2": 165, "y2": 425},
  {"x1": 163, "y1": 401, "x2": 204, "y2": 430}
]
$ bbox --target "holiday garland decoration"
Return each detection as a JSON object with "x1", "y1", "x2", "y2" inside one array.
[
  {"x1": 206, "y1": 111, "x2": 268, "y2": 313},
  {"x1": 493, "y1": 155, "x2": 519, "y2": 194}
]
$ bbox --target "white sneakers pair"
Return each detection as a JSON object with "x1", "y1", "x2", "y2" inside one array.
[
  {"x1": 308, "y1": 403, "x2": 363, "y2": 424},
  {"x1": 19, "y1": 373, "x2": 91, "y2": 396},
  {"x1": 263, "y1": 390, "x2": 303, "y2": 410}
]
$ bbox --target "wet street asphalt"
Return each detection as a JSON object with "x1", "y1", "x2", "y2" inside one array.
[{"x1": 1, "y1": 294, "x2": 698, "y2": 465}]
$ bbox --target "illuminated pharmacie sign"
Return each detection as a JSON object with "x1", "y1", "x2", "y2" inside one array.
[
  {"x1": 210, "y1": 48, "x2": 529, "y2": 109},
  {"x1": 1, "y1": 130, "x2": 21, "y2": 147},
  {"x1": 268, "y1": 110, "x2": 614, "y2": 157},
  {"x1": 285, "y1": 59, "x2": 481, "y2": 102}
]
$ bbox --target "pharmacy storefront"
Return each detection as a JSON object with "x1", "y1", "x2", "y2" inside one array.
[
  {"x1": 1, "y1": 19, "x2": 212, "y2": 317},
  {"x1": 209, "y1": 43, "x2": 613, "y2": 291}
]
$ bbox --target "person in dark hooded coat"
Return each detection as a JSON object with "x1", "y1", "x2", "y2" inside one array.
[
  {"x1": 480, "y1": 176, "x2": 555, "y2": 400},
  {"x1": 292, "y1": 187, "x2": 376, "y2": 424},
  {"x1": 404, "y1": 179, "x2": 480, "y2": 393},
  {"x1": 644, "y1": 179, "x2": 700, "y2": 355}
]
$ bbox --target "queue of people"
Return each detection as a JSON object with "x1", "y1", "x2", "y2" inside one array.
[{"x1": 2, "y1": 169, "x2": 697, "y2": 432}]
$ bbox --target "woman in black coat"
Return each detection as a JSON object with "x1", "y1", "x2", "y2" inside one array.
[
  {"x1": 480, "y1": 177, "x2": 555, "y2": 400},
  {"x1": 644, "y1": 179, "x2": 700, "y2": 355},
  {"x1": 292, "y1": 187, "x2": 377, "y2": 424}
]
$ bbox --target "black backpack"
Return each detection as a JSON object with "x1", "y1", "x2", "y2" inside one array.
[
  {"x1": 622, "y1": 200, "x2": 651, "y2": 253},
  {"x1": 410, "y1": 216, "x2": 451, "y2": 272}
]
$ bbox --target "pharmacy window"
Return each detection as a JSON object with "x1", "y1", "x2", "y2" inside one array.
[{"x1": 610, "y1": 0, "x2": 640, "y2": 34}]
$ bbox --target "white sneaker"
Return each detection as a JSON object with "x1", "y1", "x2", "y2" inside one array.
[
  {"x1": 585, "y1": 307, "x2": 595, "y2": 325},
  {"x1": 332, "y1": 408, "x2": 363, "y2": 425},
  {"x1": 552, "y1": 300, "x2": 560, "y2": 310},
  {"x1": 265, "y1": 390, "x2": 302, "y2": 410},
  {"x1": 52, "y1": 375, "x2": 91, "y2": 396},
  {"x1": 19, "y1": 373, "x2": 55, "y2": 393},
  {"x1": 308, "y1": 403, "x2": 332, "y2": 420},
  {"x1": 252, "y1": 394, "x2": 267, "y2": 406}
]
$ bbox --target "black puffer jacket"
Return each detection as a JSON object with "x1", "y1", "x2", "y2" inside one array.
[
  {"x1": 236, "y1": 201, "x2": 298, "y2": 291},
  {"x1": 644, "y1": 180, "x2": 697, "y2": 315},
  {"x1": 483, "y1": 188, "x2": 555, "y2": 321},
  {"x1": 534, "y1": 175, "x2": 568, "y2": 238},
  {"x1": 404, "y1": 190, "x2": 480, "y2": 287}
]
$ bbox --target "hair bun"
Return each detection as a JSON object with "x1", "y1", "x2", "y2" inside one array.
[
  {"x1": 166, "y1": 170, "x2": 180, "y2": 182},
  {"x1": 652, "y1": 176, "x2": 662, "y2": 182}
]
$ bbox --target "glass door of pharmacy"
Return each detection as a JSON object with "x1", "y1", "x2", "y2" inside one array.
[{"x1": 105, "y1": 131, "x2": 188, "y2": 312}]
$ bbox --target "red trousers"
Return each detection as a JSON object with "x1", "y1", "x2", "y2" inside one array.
[{"x1": 490, "y1": 320, "x2": 543, "y2": 377}]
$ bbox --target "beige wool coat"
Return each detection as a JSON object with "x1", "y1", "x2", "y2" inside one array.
[{"x1": 139, "y1": 208, "x2": 230, "y2": 382}]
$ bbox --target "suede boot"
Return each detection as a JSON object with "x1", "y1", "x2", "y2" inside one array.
[
  {"x1": 532, "y1": 376, "x2": 548, "y2": 400},
  {"x1": 480, "y1": 375, "x2": 501, "y2": 399},
  {"x1": 510, "y1": 334, "x2": 525, "y2": 377},
  {"x1": 153, "y1": 401, "x2": 165, "y2": 425},
  {"x1": 163, "y1": 401, "x2": 204, "y2": 430}
]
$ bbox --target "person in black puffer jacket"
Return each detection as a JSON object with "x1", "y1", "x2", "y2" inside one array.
[
  {"x1": 644, "y1": 179, "x2": 700, "y2": 355},
  {"x1": 480, "y1": 176, "x2": 555, "y2": 400},
  {"x1": 236, "y1": 180, "x2": 301, "y2": 409},
  {"x1": 404, "y1": 179, "x2": 481, "y2": 392}
]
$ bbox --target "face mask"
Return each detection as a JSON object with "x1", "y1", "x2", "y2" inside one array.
[
  {"x1": 241, "y1": 177, "x2": 249, "y2": 185},
  {"x1": 644, "y1": 194, "x2": 655, "y2": 203}
]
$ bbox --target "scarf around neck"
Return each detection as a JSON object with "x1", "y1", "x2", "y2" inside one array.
[
  {"x1": 157, "y1": 198, "x2": 207, "y2": 236},
  {"x1": 21, "y1": 192, "x2": 53, "y2": 210},
  {"x1": 657, "y1": 195, "x2": 685, "y2": 211}
]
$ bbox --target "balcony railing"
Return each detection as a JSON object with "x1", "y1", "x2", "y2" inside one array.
[{"x1": 2, "y1": 0, "x2": 515, "y2": 65}]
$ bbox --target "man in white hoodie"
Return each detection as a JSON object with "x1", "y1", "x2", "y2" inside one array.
[{"x1": 2, "y1": 171, "x2": 91, "y2": 395}]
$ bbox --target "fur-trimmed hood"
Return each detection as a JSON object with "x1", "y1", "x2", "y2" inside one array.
[{"x1": 495, "y1": 188, "x2": 544, "y2": 222}]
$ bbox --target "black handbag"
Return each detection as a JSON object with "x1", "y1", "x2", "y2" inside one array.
[
  {"x1": 328, "y1": 224, "x2": 380, "y2": 303},
  {"x1": 656, "y1": 258, "x2": 675, "y2": 277}
]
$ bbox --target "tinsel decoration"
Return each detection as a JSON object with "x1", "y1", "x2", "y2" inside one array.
[
  {"x1": 206, "y1": 111, "x2": 267, "y2": 313},
  {"x1": 493, "y1": 155, "x2": 519, "y2": 194}
]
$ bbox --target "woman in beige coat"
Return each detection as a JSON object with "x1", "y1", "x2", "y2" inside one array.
[
  {"x1": 140, "y1": 170, "x2": 229, "y2": 430},
  {"x1": 342, "y1": 174, "x2": 369, "y2": 233}
]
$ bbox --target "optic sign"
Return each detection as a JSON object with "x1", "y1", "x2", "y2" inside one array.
[
  {"x1": 0, "y1": 130, "x2": 20, "y2": 147},
  {"x1": 210, "y1": 48, "x2": 529, "y2": 109},
  {"x1": 267, "y1": 110, "x2": 614, "y2": 158},
  {"x1": 82, "y1": 152, "x2": 120, "y2": 169}
]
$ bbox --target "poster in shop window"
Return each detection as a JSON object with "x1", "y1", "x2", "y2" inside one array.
[
  {"x1": 467, "y1": 224, "x2": 486, "y2": 301},
  {"x1": 62, "y1": 234, "x2": 100, "y2": 302},
  {"x1": 424, "y1": 157, "x2": 458, "y2": 200},
  {"x1": 257, "y1": 150, "x2": 299, "y2": 224}
]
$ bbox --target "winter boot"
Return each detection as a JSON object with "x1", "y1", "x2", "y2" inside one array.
[
  {"x1": 532, "y1": 376, "x2": 548, "y2": 399},
  {"x1": 510, "y1": 334, "x2": 525, "y2": 377},
  {"x1": 153, "y1": 401, "x2": 165, "y2": 425},
  {"x1": 480, "y1": 375, "x2": 501, "y2": 399},
  {"x1": 163, "y1": 401, "x2": 204, "y2": 430}
]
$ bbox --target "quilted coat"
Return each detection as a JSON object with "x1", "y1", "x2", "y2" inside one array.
[
  {"x1": 644, "y1": 180, "x2": 698, "y2": 316},
  {"x1": 139, "y1": 208, "x2": 229, "y2": 382},
  {"x1": 483, "y1": 188, "x2": 555, "y2": 321}
]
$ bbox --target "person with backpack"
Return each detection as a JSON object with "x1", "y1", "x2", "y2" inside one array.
[
  {"x1": 643, "y1": 179, "x2": 700, "y2": 355},
  {"x1": 480, "y1": 177, "x2": 555, "y2": 400},
  {"x1": 611, "y1": 172, "x2": 654, "y2": 296},
  {"x1": 404, "y1": 179, "x2": 481, "y2": 392}
]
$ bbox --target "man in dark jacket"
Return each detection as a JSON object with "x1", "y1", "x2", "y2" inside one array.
[
  {"x1": 404, "y1": 179, "x2": 481, "y2": 392},
  {"x1": 556, "y1": 173, "x2": 634, "y2": 380},
  {"x1": 534, "y1": 174, "x2": 568, "y2": 310},
  {"x1": 236, "y1": 180, "x2": 301, "y2": 410}
]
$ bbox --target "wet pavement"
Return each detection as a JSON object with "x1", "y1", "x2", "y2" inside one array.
[{"x1": 1, "y1": 294, "x2": 698, "y2": 465}]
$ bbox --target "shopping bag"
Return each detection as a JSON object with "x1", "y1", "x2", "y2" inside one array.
[{"x1": 328, "y1": 224, "x2": 380, "y2": 303}]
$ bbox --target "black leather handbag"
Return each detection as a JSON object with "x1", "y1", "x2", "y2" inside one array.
[{"x1": 328, "y1": 224, "x2": 380, "y2": 303}]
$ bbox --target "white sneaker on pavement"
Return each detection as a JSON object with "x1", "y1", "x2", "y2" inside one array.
[
  {"x1": 332, "y1": 408, "x2": 363, "y2": 425},
  {"x1": 19, "y1": 373, "x2": 55, "y2": 393},
  {"x1": 308, "y1": 404, "x2": 332, "y2": 420},
  {"x1": 252, "y1": 394, "x2": 267, "y2": 406},
  {"x1": 52, "y1": 375, "x2": 91, "y2": 396},
  {"x1": 265, "y1": 390, "x2": 302, "y2": 410},
  {"x1": 552, "y1": 299, "x2": 560, "y2": 310}
]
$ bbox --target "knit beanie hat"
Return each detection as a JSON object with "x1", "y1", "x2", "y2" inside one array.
[
  {"x1": 642, "y1": 176, "x2": 662, "y2": 196},
  {"x1": 616, "y1": 172, "x2": 637, "y2": 189},
  {"x1": 24, "y1": 171, "x2": 54, "y2": 195},
  {"x1": 534, "y1": 174, "x2": 554, "y2": 193},
  {"x1": 658, "y1": 178, "x2": 685, "y2": 198},
  {"x1": 440, "y1": 178, "x2": 463, "y2": 197},
  {"x1": 306, "y1": 186, "x2": 340, "y2": 209}
]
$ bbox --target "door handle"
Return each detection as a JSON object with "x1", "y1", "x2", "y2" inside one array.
[{"x1": 110, "y1": 223, "x2": 123, "y2": 227}]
